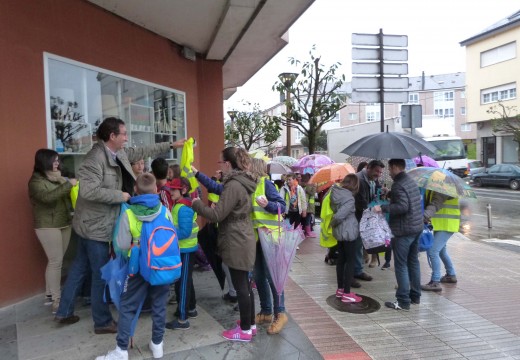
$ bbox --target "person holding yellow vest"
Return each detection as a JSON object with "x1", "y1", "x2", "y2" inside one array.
[
  {"x1": 165, "y1": 177, "x2": 200, "y2": 331},
  {"x1": 421, "y1": 190, "x2": 459, "y2": 292},
  {"x1": 250, "y1": 158, "x2": 288, "y2": 335}
]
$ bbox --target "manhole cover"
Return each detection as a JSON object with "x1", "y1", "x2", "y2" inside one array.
[{"x1": 326, "y1": 294, "x2": 381, "y2": 314}]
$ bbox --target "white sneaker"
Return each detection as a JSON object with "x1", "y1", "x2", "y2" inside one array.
[
  {"x1": 149, "y1": 340, "x2": 164, "y2": 359},
  {"x1": 95, "y1": 346, "x2": 128, "y2": 360}
]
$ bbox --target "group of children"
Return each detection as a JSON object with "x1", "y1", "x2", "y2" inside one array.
[{"x1": 96, "y1": 158, "x2": 317, "y2": 360}]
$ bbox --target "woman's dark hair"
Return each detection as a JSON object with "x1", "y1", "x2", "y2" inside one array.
[
  {"x1": 171, "y1": 164, "x2": 181, "y2": 178},
  {"x1": 356, "y1": 161, "x2": 368, "y2": 172},
  {"x1": 222, "y1": 147, "x2": 251, "y2": 171},
  {"x1": 34, "y1": 149, "x2": 59, "y2": 175},
  {"x1": 96, "y1": 117, "x2": 125, "y2": 142},
  {"x1": 341, "y1": 173, "x2": 359, "y2": 194},
  {"x1": 301, "y1": 173, "x2": 312, "y2": 183}
]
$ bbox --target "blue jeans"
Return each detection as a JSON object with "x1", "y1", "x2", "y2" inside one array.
[
  {"x1": 56, "y1": 232, "x2": 113, "y2": 328},
  {"x1": 427, "y1": 231, "x2": 456, "y2": 282},
  {"x1": 392, "y1": 233, "x2": 421, "y2": 306},
  {"x1": 254, "y1": 242, "x2": 285, "y2": 314},
  {"x1": 354, "y1": 236, "x2": 364, "y2": 276},
  {"x1": 116, "y1": 274, "x2": 169, "y2": 350}
]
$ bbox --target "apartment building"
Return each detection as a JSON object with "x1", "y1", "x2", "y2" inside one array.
[
  {"x1": 460, "y1": 10, "x2": 520, "y2": 166},
  {"x1": 340, "y1": 72, "x2": 475, "y2": 145}
]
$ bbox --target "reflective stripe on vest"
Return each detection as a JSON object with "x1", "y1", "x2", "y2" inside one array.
[
  {"x1": 207, "y1": 180, "x2": 220, "y2": 203},
  {"x1": 251, "y1": 176, "x2": 279, "y2": 230},
  {"x1": 319, "y1": 189, "x2": 338, "y2": 248},
  {"x1": 172, "y1": 203, "x2": 199, "y2": 249},
  {"x1": 428, "y1": 191, "x2": 460, "y2": 233}
]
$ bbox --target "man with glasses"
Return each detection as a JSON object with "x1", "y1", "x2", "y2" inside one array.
[{"x1": 54, "y1": 117, "x2": 184, "y2": 334}]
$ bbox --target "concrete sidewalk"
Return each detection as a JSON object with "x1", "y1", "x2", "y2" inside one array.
[{"x1": 2, "y1": 229, "x2": 520, "y2": 359}]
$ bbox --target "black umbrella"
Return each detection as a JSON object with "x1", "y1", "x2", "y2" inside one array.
[
  {"x1": 197, "y1": 222, "x2": 225, "y2": 290},
  {"x1": 341, "y1": 132, "x2": 437, "y2": 159}
]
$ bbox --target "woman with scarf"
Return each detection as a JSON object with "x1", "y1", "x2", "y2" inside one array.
[
  {"x1": 279, "y1": 174, "x2": 307, "y2": 229},
  {"x1": 28, "y1": 149, "x2": 77, "y2": 313}
]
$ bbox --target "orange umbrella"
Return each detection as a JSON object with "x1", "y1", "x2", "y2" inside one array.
[{"x1": 309, "y1": 163, "x2": 356, "y2": 192}]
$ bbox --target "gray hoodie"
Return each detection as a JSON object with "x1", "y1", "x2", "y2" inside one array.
[{"x1": 330, "y1": 186, "x2": 359, "y2": 242}]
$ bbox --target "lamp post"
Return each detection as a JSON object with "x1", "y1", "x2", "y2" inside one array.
[{"x1": 278, "y1": 72, "x2": 298, "y2": 157}]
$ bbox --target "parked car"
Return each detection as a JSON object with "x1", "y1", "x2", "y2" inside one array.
[
  {"x1": 472, "y1": 164, "x2": 520, "y2": 190},
  {"x1": 467, "y1": 160, "x2": 485, "y2": 179}
]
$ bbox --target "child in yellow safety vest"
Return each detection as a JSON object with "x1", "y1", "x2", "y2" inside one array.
[{"x1": 165, "y1": 177, "x2": 199, "y2": 331}]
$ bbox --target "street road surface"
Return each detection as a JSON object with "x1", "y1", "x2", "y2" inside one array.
[{"x1": 461, "y1": 187, "x2": 520, "y2": 253}]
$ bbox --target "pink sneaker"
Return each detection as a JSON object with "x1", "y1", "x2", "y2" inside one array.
[
  {"x1": 341, "y1": 293, "x2": 362, "y2": 303},
  {"x1": 222, "y1": 325, "x2": 253, "y2": 342},
  {"x1": 236, "y1": 320, "x2": 257, "y2": 336},
  {"x1": 335, "y1": 288, "x2": 344, "y2": 298}
]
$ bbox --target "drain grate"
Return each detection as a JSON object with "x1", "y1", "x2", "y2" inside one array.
[{"x1": 326, "y1": 294, "x2": 381, "y2": 314}]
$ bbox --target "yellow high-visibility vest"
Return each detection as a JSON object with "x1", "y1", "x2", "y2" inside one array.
[
  {"x1": 207, "y1": 180, "x2": 220, "y2": 203},
  {"x1": 251, "y1": 176, "x2": 279, "y2": 230},
  {"x1": 180, "y1": 137, "x2": 199, "y2": 193},
  {"x1": 428, "y1": 191, "x2": 460, "y2": 233},
  {"x1": 172, "y1": 203, "x2": 199, "y2": 251},
  {"x1": 319, "y1": 189, "x2": 338, "y2": 248}
]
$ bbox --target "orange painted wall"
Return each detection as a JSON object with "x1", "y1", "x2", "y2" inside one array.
[{"x1": 0, "y1": 0, "x2": 223, "y2": 306}]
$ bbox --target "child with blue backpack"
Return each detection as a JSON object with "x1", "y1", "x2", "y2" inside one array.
[
  {"x1": 96, "y1": 173, "x2": 180, "y2": 360},
  {"x1": 165, "y1": 177, "x2": 199, "y2": 331}
]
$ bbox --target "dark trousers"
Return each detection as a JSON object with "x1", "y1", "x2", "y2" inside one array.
[
  {"x1": 229, "y1": 267, "x2": 255, "y2": 330},
  {"x1": 336, "y1": 240, "x2": 357, "y2": 293},
  {"x1": 392, "y1": 233, "x2": 421, "y2": 306},
  {"x1": 116, "y1": 274, "x2": 169, "y2": 350},
  {"x1": 174, "y1": 252, "x2": 196, "y2": 320},
  {"x1": 287, "y1": 211, "x2": 302, "y2": 229}
]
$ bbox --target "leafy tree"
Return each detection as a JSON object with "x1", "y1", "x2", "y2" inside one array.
[
  {"x1": 225, "y1": 102, "x2": 282, "y2": 151},
  {"x1": 487, "y1": 102, "x2": 520, "y2": 161},
  {"x1": 272, "y1": 46, "x2": 346, "y2": 154},
  {"x1": 300, "y1": 130, "x2": 328, "y2": 151}
]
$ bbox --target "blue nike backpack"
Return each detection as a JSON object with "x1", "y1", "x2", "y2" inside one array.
[{"x1": 128, "y1": 206, "x2": 182, "y2": 285}]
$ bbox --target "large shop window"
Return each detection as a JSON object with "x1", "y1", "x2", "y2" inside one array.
[{"x1": 45, "y1": 54, "x2": 186, "y2": 177}]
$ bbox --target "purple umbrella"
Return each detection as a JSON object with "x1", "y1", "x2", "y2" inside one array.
[
  {"x1": 413, "y1": 155, "x2": 439, "y2": 168},
  {"x1": 292, "y1": 154, "x2": 334, "y2": 172},
  {"x1": 258, "y1": 225, "x2": 305, "y2": 298}
]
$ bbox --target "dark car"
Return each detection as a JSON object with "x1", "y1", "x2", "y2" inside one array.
[
  {"x1": 467, "y1": 160, "x2": 485, "y2": 179},
  {"x1": 472, "y1": 164, "x2": 520, "y2": 190}
]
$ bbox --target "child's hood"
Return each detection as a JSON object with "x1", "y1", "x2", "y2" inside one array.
[{"x1": 128, "y1": 194, "x2": 162, "y2": 222}]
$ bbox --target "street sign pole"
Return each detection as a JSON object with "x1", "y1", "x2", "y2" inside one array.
[{"x1": 378, "y1": 29, "x2": 385, "y2": 133}]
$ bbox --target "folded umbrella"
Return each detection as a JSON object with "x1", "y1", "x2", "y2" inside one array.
[{"x1": 341, "y1": 132, "x2": 437, "y2": 159}]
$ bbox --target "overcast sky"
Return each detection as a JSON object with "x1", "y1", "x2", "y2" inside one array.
[{"x1": 224, "y1": 0, "x2": 519, "y2": 112}]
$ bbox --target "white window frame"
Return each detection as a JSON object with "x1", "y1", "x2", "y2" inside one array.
[
  {"x1": 348, "y1": 112, "x2": 357, "y2": 121},
  {"x1": 481, "y1": 83, "x2": 517, "y2": 104},
  {"x1": 461, "y1": 107, "x2": 466, "y2": 115},
  {"x1": 409, "y1": 93, "x2": 419, "y2": 104}
]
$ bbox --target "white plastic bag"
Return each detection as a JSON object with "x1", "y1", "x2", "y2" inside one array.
[{"x1": 359, "y1": 209, "x2": 393, "y2": 250}]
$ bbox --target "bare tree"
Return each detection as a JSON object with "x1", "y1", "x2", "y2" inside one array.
[{"x1": 225, "y1": 102, "x2": 282, "y2": 151}]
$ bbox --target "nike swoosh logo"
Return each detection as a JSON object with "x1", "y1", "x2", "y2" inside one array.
[{"x1": 151, "y1": 227, "x2": 176, "y2": 256}]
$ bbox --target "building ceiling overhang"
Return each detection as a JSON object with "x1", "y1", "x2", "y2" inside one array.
[{"x1": 87, "y1": 0, "x2": 314, "y2": 99}]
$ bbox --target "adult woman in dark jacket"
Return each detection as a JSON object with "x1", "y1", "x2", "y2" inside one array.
[
  {"x1": 28, "y1": 149, "x2": 77, "y2": 313},
  {"x1": 192, "y1": 147, "x2": 258, "y2": 342}
]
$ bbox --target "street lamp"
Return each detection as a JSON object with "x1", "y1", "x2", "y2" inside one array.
[
  {"x1": 227, "y1": 110, "x2": 238, "y2": 123},
  {"x1": 278, "y1": 72, "x2": 298, "y2": 157}
]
